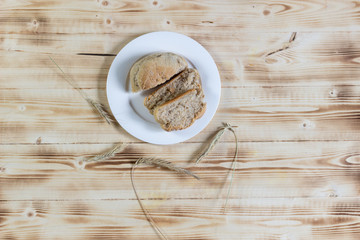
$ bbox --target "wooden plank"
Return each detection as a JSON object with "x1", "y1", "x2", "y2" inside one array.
[
  {"x1": 2, "y1": 32, "x2": 360, "y2": 89},
  {"x1": 1, "y1": 0, "x2": 360, "y2": 239},
  {"x1": 0, "y1": 0, "x2": 360, "y2": 32},
  {"x1": 1, "y1": 86, "x2": 360, "y2": 144},
  {"x1": 0, "y1": 142, "x2": 359, "y2": 200},
  {"x1": 1, "y1": 198, "x2": 360, "y2": 239}
]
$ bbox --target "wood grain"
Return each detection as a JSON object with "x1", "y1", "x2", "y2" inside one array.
[
  {"x1": 2, "y1": 32, "x2": 360, "y2": 87},
  {"x1": 0, "y1": 142, "x2": 359, "y2": 201},
  {"x1": 1, "y1": 0, "x2": 360, "y2": 32},
  {"x1": 1, "y1": 86, "x2": 360, "y2": 144},
  {"x1": 1, "y1": 198, "x2": 360, "y2": 240},
  {"x1": 1, "y1": 0, "x2": 360, "y2": 239}
]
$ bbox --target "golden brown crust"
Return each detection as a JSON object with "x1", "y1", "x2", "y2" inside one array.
[
  {"x1": 195, "y1": 102, "x2": 206, "y2": 119},
  {"x1": 129, "y1": 52, "x2": 188, "y2": 92},
  {"x1": 144, "y1": 68, "x2": 200, "y2": 104},
  {"x1": 155, "y1": 89, "x2": 195, "y2": 112}
]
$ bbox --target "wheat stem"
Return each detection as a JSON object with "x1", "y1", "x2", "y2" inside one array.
[
  {"x1": 49, "y1": 56, "x2": 114, "y2": 125},
  {"x1": 223, "y1": 127, "x2": 238, "y2": 213},
  {"x1": 131, "y1": 158, "x2": 199, "y2": 240},
  {"x1": 49, "y1": 56, "x2": 87, "y2": 99},
  {"x1": 195, "y1": 123, "x2": 239, "y2": 213}
]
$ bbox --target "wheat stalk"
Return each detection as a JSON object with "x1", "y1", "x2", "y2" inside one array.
[
  {"x1": 85, "y1": 143, "x2": 126, "y2": 163},
  {"x1": 49, "y1": 56, "x2": 114, "y2": 125},
  {"x1": 86, "y1": 98, "x2": 114, "y2": 125},
  {"x1": 196, "y1": 123, "x2": 234, "y2": 164},
  {"x1": 137, "y1": 158, "x2": 199, "y2": 180},
  {"x1": 131, "y1": 158, "x2": 199, "y2": 240},
  {"x1": 195, "y1": 122, "x2": 238, "y2": 213},
  {"x1": 222, "y1": 127, "x2": 238, "y2": 213}
]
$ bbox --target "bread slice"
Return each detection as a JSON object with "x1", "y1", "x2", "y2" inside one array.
[
  {"x1": 153, "y1": 89, "x2": 206, "y2": 131},
  {"x1": 130, "y1": 52, "x2": 188, "y2": 92},
  {"x1": 144, "y1": 68, "x2": 201, "y2": 114}
]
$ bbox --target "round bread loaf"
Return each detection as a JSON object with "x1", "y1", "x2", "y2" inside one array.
[{"x1": 129, "y1": 52, "x2": 188, "y2": 92}]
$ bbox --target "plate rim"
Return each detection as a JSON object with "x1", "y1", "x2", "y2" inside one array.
[{"x1": 106, "y1": 31, "x2": 221, "y2": 145}]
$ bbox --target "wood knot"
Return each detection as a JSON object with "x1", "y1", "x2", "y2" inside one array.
[
  {"x1": 329, "y1": 89, "x2": 338, "y2": 97},
  {"x1": 166, "y1": 20, "x2": 170, "y2": 24},
  {"x1": 263, "y1": 10, "x2": 271, "y2": 16},
  {"x1": 19, "y1": 105, "x2": 26, "y2": 111},
  {"x1": 24, "y1": 208, "x2": 36, "y2": 218},
  {"x1": 102, "y1": 0, "x2": 108, "y2": 6},
  {"x1": 251, "y1": 97, "x2": 258, "y2": 103},
  {"x1": 75, "y1": 159, "x2": 85, "y2": 170},
  {"x1": 36, "y1": 137, "x2": 42, "y2": 145},
  {"x1": 153, "y1": 1, "x2": 158, "y2": 5},
  {"x1": 30, "y1": 19, "x2": 39, "y2": 31},
  {"x1": 328, "y1": 192, "x2": 338, "y2": 198},
  {"x1": 301, "y1": 120, "x2": 315, "y2": 129},
  {"x1": 27, "y1": 211, "x2": 34, "y2": 217},
  {"x1": 106, "y1": 19, "x2": 111, "y2": 24}
]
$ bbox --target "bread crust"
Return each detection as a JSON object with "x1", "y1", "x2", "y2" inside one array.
[
  {"x1": 129, "y1": 52, "x2": 188, "y2": 92},
  {"x1": 144, "y1": 68, "x2": 201, "y2": 114}
]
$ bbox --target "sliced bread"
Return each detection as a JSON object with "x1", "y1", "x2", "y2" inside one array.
[
  {"x1": 144, "y1": 68, "x2": 201, "y2": 114},
  {"x1": 130, "y1": 52, "x2": 188, "y2": 92},
  {"x1": 153, "y1": 89, "x2": 206, "y2": 131}
]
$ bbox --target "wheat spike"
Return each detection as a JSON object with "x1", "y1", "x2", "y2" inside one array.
[
  {"x1": 195, "y1": 122, "x2": 239, "y2": 213},
  {"x1": 196, "y1": 123, "x2": 234, "y2": 164},
  {"x1": 85, "y1": 143, "x2": 126, "y2": 163},
  {"x1": 138, "y1": 158, "x2": 199, "y2": 180},
  {"x1": 49, "y1": 56, "x2": 114, "y2": 125},
  {"x1": 86, "y1": 98, "x2": 114, "y2": 125}
]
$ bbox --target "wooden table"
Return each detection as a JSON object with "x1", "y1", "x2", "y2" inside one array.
[{"x1": 1, "y1": 0, "x2": 360, "y2": 239}]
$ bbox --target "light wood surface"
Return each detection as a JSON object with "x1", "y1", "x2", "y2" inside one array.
[{"x1": 1, "y1": 0, "x2": 360, "y2": 239}]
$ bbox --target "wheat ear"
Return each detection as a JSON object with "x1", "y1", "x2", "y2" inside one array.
[
  {"x1": 196, "y1": 123, "x2": 235, "y2": 164},
  {"x1": 86, "y1": 98, "x2": 114, "y2": 125},
  {"x1": 49, "y1": 56, "x2": 114, "y2": 125},
  {"x1": 85, "y1": 143, "x2": 126, "y2": 163},
  {"x1": 195, "y1": 123, "x2": 239, "y2": 213}
]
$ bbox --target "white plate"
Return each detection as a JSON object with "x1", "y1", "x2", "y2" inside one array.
[{"x1": 106, "y1": 31, "x2": 221, "y2": 145}]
